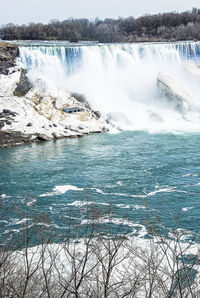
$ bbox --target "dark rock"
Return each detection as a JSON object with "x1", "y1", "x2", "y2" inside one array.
[
  {"x1": 3, "y1": 109, "x2": 17, "y2": 117},
  {"x1": 14, "y1": 69, "x2": 32, "y2": 97},
  {"x1": 103, "y1": 126, "x2": 109, "y2": 132},
  {"x1": 0, "y1": 131, "x2": 35, "y2": 148},
  {"x1": 3, "y1": 109, "x2": 11, "y2": 114},
  {"x1": 37, "y1": 134, "x2": 52, "y2": 141},
  {"x1": 0, "y1": 110, "x2": 17, "y2": 129},
  {"x1": 0, "y1": 42, "x2": 19, "y2": 75},
  {"x1": 26, "y1": 122, "x2": 32, "y2": 127},
  {"x1": 71, "y1": 92, "x2": 91, "y2": 109},
  {"x1": 93, "y1": 111, "x2": 101, "y2": 119},
  {"x1": 70, "y1": 38, "x2": 79, "y2": 43},
  {"x1": 63, "y1": 106, "x2": 84, "y2": 113},
  {"x1": 53, "y1": 123, "x2": 57, "y2": 127},
  {"x1": 4, "y1": 120, "x2": 12, "y2": 125},
  {"x1": 0, "y1": 122, "x2": 5, "y2": 129}
]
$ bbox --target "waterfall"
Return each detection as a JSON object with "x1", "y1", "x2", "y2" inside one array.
[{"x1": 18, "y1": 41, "x2": 200, "y2": 133}]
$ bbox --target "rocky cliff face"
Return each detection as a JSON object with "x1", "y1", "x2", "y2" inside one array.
[{"x1": 0, "y1": 42, "x2": 19, "y2": 75}]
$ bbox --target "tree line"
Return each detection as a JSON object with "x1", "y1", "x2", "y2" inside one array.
[{"x1": 1, "y1": 8, "x2": 200, "y2": 42}]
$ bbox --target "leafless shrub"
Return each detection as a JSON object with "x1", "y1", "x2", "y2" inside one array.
[{"x1": 0, "y1": 205, "x2": 199, "y2": 297}]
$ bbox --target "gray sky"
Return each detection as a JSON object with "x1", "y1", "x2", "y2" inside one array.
[{"x1": 1, "y1": 0, "x2": 200, "y2": 25}]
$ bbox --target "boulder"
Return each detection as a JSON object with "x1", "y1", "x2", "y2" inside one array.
[
  {"x1": 157, "y1": 72, "x2": 192, "y2": 114},
  {"x1": 93, "y1": 110, "x2": 101, "y2": 119},
  {"x1": 36, "y1": 134, "x2": 53, "y2": 141},
  {"x1": 14, "y1": 69, "x2": 32, "y2": 96},
  {"x1": 0, "y1": 131, "x2": 36, "y2": 148},
  {"x1": 0, "y1": 42, "x2": 19, "y2": 75}
]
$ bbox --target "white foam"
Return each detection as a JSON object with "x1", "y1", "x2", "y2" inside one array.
[
  {"x1": 26, "y1": 198, "x2": 36, "y2": 206},
  {"x1": 106, "y1": 187, "x2": 176, "y2": 199},
  {"x1": 90, "y1": 188, "x2": 105, "y2": 194},
  {"x1": 115, "y1": 204, "x2": 132, "y2": 209},
  {"x1": 133, "y1": 205, "x2": 146, "y2": 210},
  {"x1": 68, "y1": 201, "x2": 93, "y2": 207},
  {"x1": 115, "y1": 203, "x2": 147, "y2": 210},
  {"x1": 21, "y1": 198, "x2": 36, "y2": 206},
  {"x1": 182, "y1": 207, "x2": 194, "y2": 212},
  {"x1": 142, "y1": 187, "x2": 175, "y2": 197},
  {"x1": 80, "y1": 217, "x2": 147, "y2": 238},
  {"x1": 8, "y1": 218, "x2": 31, "y2": 226},
  {"x1": 89, "y1": 186, "x2": 180, "y2": 199},
  {"x1": 182, "y1": 173, "x2": 198, "y2": 177},
  {"x1": 116, "y1": 181, "x2": 123, "y2": 186},
  {"x1": 39, "y1": 185, "x2": 83, "y2": 197},
  {"x1": 0, "y1": 220, "x2": 8, "y2": 224},
  {"x1": 68, "y1": 200, "x2": 109, "y2": 207},
  {"x1": 0, "y1": 194, "x2": 11, "y2": 199}
]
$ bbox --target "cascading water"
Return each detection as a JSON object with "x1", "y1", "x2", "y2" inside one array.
[{"x1": 18, "y1": 41, "x2": 200, "y2": 133}]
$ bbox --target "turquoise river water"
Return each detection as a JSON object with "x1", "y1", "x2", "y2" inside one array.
[{"x1": 0, "y1": 131, "x2": 200, "y2": 244}]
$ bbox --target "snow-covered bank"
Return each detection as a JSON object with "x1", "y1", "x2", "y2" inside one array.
[
  {"x1": 2, "y1": 233, "x2": 200, "y2": 297},
  {"x1": 0, "y1": 46, "x2": 104, "y2": 148}
]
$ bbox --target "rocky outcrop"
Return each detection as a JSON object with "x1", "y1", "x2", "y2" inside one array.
[
  {"x1": 14, "y1": 69, "x2": 32, "y2": 96},
  {"x1": 93, "y1": 110, "x2": 101, "y2": 119},
  {"x1": 0, "y1": 67, "x2": 104, "y2": 148},
  {"x1": 0, "y1": 42, "x2": 104, "y2": 148},
  {"x1": 0, "y1": 42, "x2": 19, "y2": 75},
  {"x1": 0, "y1": 131, "x2": 36, "y2": 148},
  {"x1": 157, "y1": 72, "x2": 192, "y2": 114}
]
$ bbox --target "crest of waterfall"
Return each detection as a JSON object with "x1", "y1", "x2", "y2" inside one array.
[{"x1": 18, "y1": 41, "x2": 200, "y2": 133}]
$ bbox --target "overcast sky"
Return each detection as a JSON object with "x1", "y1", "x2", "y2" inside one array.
[{"x1": 1, "y1": 0, "x2": 200, "y2": 25}]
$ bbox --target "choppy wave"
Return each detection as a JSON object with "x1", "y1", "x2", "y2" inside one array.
[
  {"x1": 67, "y1": 200, "x2": 109, "y2": 207},
  {"x1": 39, "y1": 184, "x2": 187, "y2": 199},
  {"x1": 93, "y1": 186, "x2": 183, "y2": 198},
  {"x1": 39, "y1": 185, "x2": 83, "y2": 197},
  {"x1": 0, "y1": 194, "x2": 11, "y2": 199},
  {"x1": 182, "y1": 207, "x2": 194, "y2": 212},
  {"x1": 80, "y1": 217, "x2": 147, "y2": 238}
]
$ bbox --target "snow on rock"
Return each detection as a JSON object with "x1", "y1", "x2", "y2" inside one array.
[
  {"x1": 0, "y1": 68, "x2": 104, "y2": 147},
  {"x1": 157, "y1": 72, "x2": 192, "y2": 114},
  {"x1": 0, "y1": 69, "x2": 21, "y2": 97}
]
